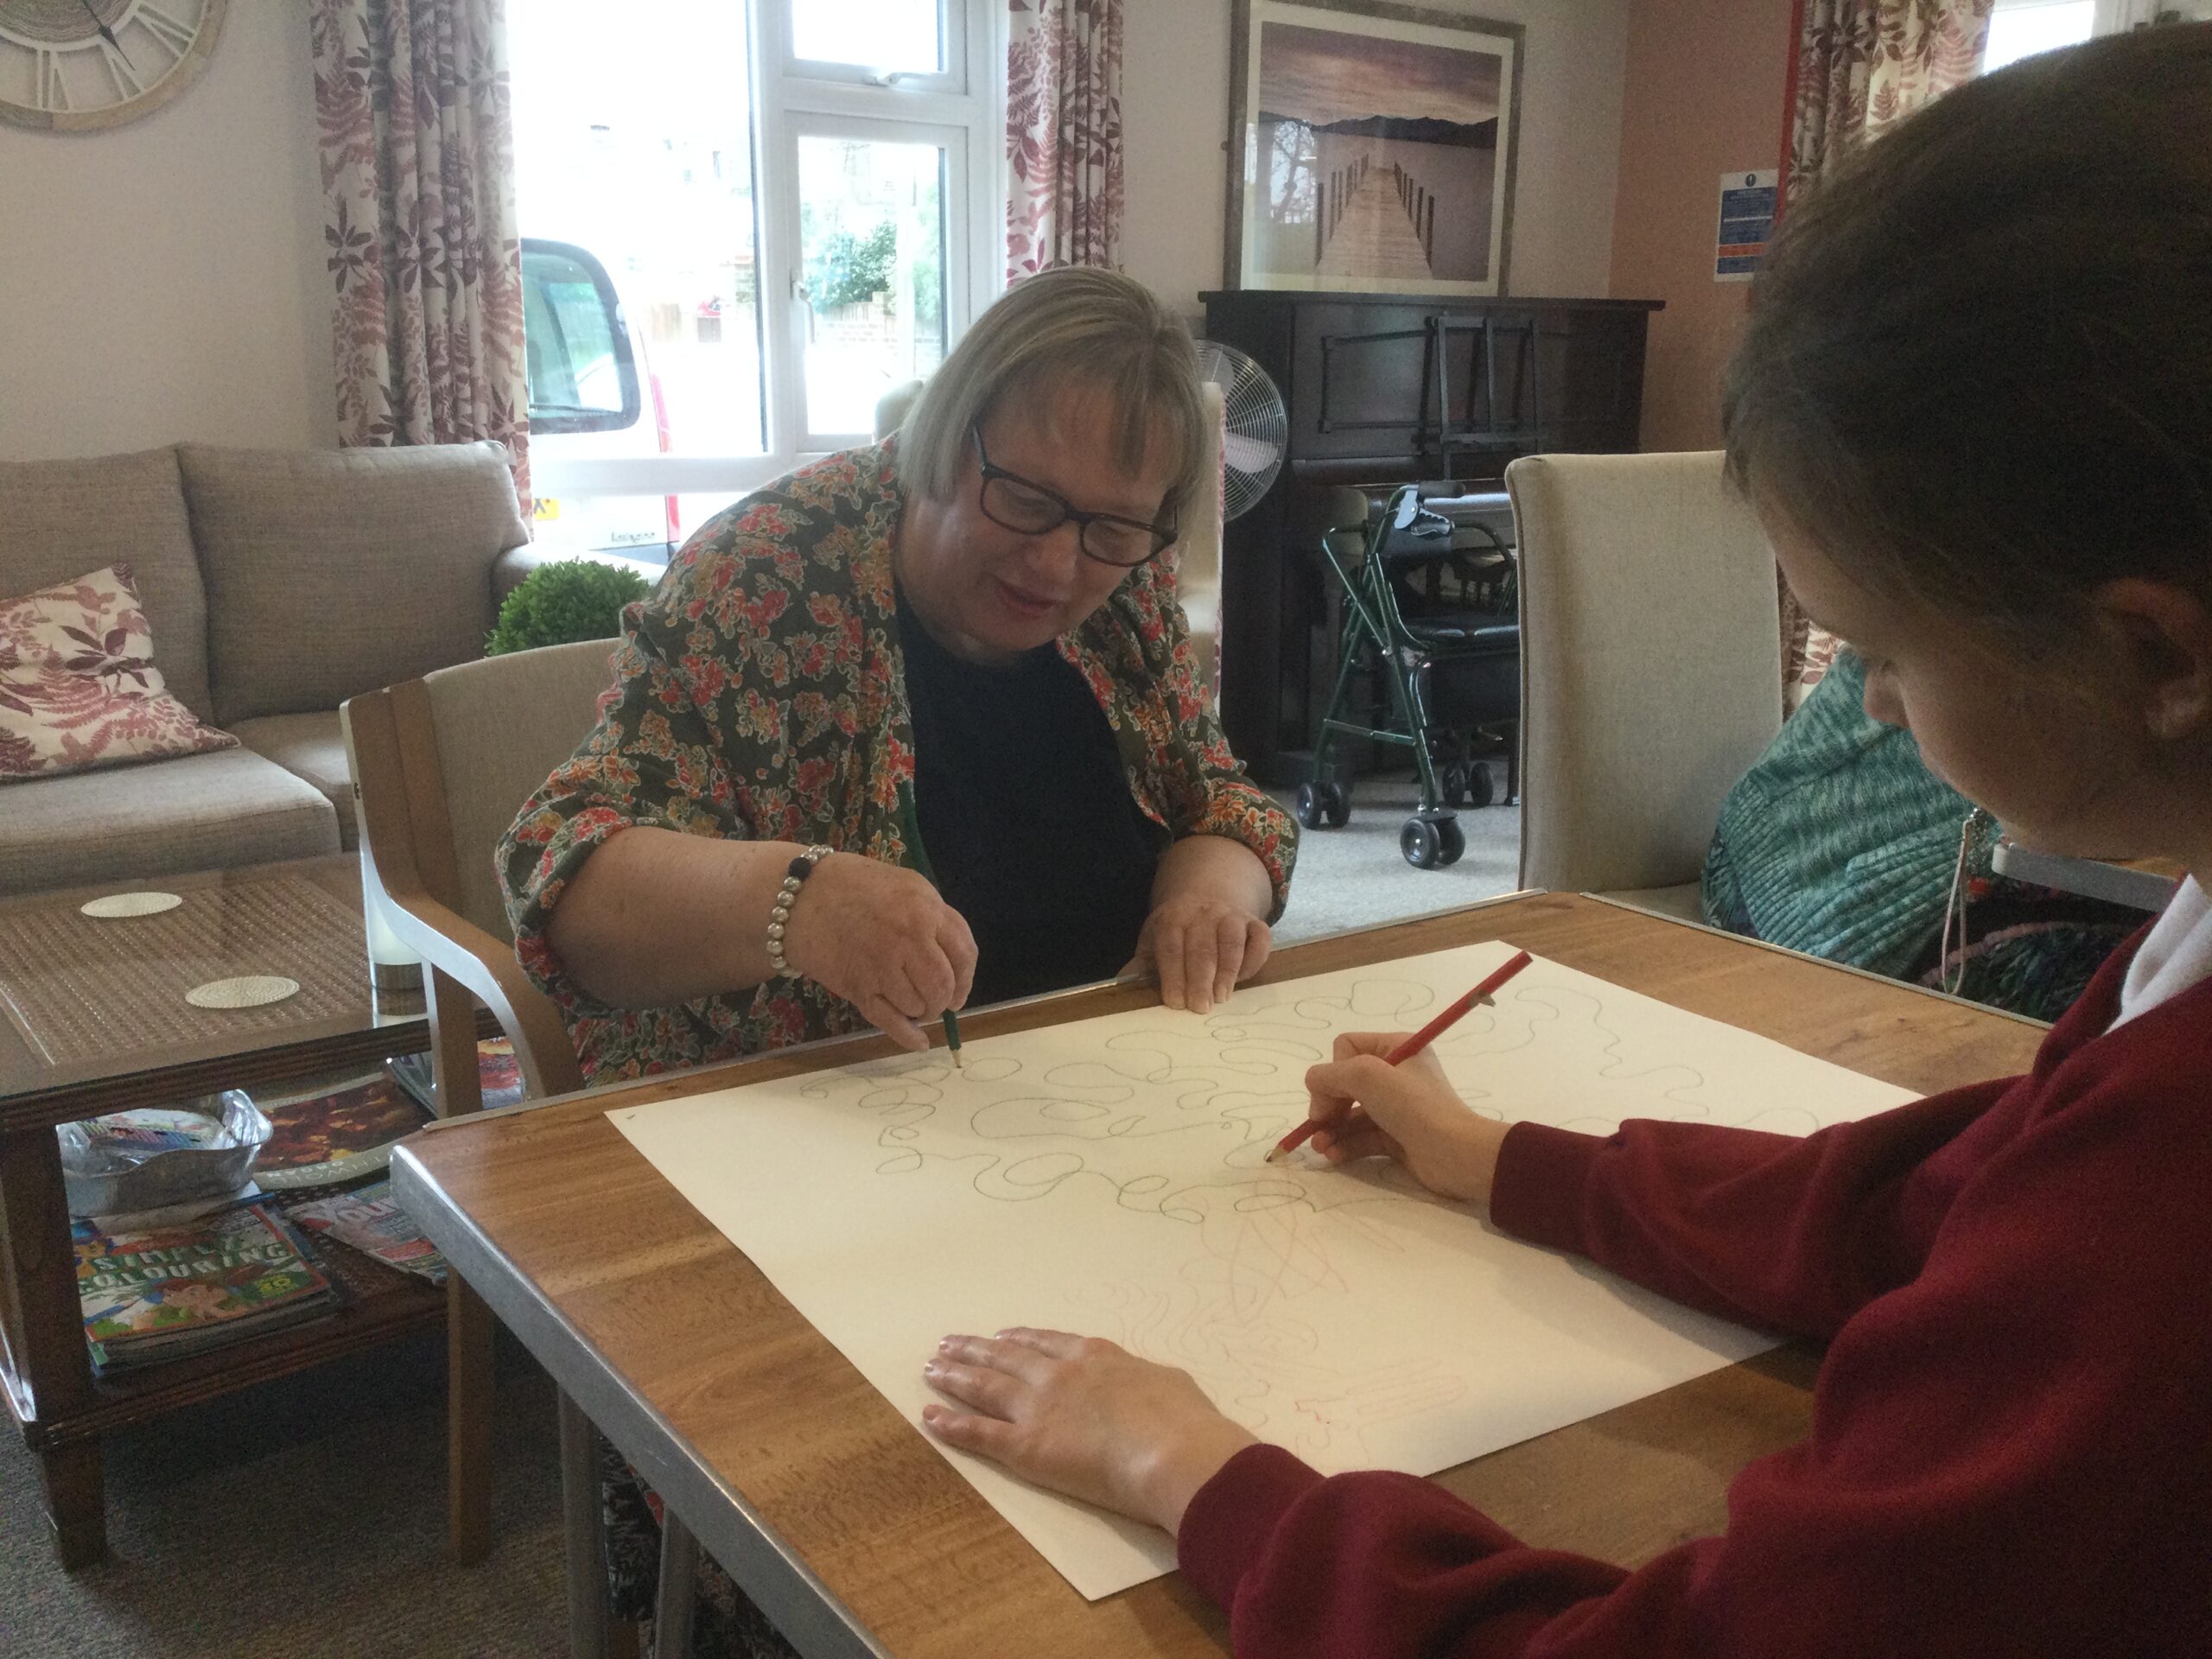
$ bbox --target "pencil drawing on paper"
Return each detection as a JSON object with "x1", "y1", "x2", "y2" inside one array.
[
  {"x1": 786, "y1": 969, "x2": 1755, "y2": 1458},
  {"x1": 608, "y1": 941, "x2": 1919, "y2": 1599}
]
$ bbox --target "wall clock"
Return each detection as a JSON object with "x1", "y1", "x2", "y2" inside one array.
[{"x1": 0, "y1": 0, "x2": 227, "y2": 131}]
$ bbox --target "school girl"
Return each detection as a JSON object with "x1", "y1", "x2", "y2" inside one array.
[{"x1": 918, "y1": 27, "x2": 2212, "y2": 1656}]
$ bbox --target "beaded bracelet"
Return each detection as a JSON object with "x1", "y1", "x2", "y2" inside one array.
[{"x1": 765, "y1": 844, "x2": 835, "y2": 977}]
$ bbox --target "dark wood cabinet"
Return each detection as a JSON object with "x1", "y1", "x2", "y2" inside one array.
[{"x1": 1200, "y1": 289, "x2": 1661, "y2": 783}]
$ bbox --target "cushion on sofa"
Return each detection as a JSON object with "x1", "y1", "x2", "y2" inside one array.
[
  {"x1": 180, "y1": 441, "x2": 531, "y2": 726},
  {"x1": 0, "y1": 447, "x2": 214, "y2": 721},
  {"x1": 1, "y1": 563, "x2": 238, "y2": 782},
  {"x1": 229, "y1": 711, "x2": 356, "y2": 849},
  {"x1": 0, "y1": 747, "x2": 340, "y2": 895}
]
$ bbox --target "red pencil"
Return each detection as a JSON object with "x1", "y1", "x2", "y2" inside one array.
[{"x1": 1268, "y1": 949, "x2": 1534, "y2": 1165}]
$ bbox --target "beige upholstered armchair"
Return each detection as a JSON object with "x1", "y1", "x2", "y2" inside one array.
[
  {"x1": 1505, "y1": 451, "x2": 1783, "y2": 919},
  {"x1": 347, "y1": 635, "x2": 730, "y2": 1656},
  {"x1": 342, "y1": 641, "x2": 614, "y2": 1637}
]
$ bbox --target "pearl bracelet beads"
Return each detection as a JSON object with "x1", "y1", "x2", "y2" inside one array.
[{"x1": 765, "y1": 844, "x2": 835, "y2": 976}]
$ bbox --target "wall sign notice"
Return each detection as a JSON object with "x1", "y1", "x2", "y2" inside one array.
[{"x1": 1716, "y1": 168, "x2": 1777, "y2": 283}]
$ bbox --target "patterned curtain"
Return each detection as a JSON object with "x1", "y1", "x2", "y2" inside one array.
[
  {"x1": 1007, "y1": 0, "x2": 1125, "y2": 280},
  {"x1": 1777, "y1": 0, "x2": 1991, "y2": 709},
  {"x1": 311, "y1": 0, "x2": 529, "y2": 503}
]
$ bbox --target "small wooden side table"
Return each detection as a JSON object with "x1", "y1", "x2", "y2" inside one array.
[{"x1": 0, "y1": 855, "x2": 458, "y2": 1568}]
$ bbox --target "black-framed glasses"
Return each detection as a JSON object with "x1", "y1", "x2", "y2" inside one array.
[{"x1": 972, "y1": 425, "x2": 1176, "y2": 569}]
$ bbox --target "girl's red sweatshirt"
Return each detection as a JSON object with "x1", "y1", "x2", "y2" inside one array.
[{"x1": 1177, "y1": 935, "x2": 2212, "y2": 1658}]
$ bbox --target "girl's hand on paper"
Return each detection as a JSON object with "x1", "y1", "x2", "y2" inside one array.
[
  {"x1": 921, "y1": 1327, "x2": 1257, "y2": 1534},
  {"x1": 785, "y1": 853, "x2": 976, "y2": 1052},
  {"x1": 1303, "y1": 1033, "x2": 1510, "y2": 1209}
]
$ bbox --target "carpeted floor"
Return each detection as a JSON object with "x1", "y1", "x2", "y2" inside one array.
[
  {"x1": 1269, "y1": 766, "x2": 1523, "y2": 946},
  {"x1": 1, "y1": 779, "x2": 1518, "y2": 1656},
  {"x1": 0, "y1": 1332, "x2": 569, "y2": 1658}
]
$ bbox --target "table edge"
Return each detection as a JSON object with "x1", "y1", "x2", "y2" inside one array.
[
  {"x1": 1576, "y1": 893, "x2": 2051, "y2": 1027},
  {"x1": 391, "y1": 1142, "x2": 895, "y2": 1659}
]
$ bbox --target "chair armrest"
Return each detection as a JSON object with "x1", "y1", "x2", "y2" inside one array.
[
  {"x1": 492, "y1": 543, "x2": 666, "y2": 606},
  {"x1": 345, "y1": 680, "x2": 587, "y2": 1099},
  {"x1": 373, "y1": 890, "x2": 586, "y2": 1098}
]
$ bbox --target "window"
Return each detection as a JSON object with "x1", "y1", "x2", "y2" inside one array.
[
  {"x1": 512, "y1": 1, "x2": 1001, "y2": 558},
  {"x1": 1981, "y1": 0, "x2": 2209, "y2": 75},
  {"x1": 1984, "y1": 0, "x2": 2096, "y2": 71}
]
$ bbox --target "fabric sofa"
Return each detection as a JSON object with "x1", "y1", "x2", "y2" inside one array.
[{"x1": 0, "y1": 441, "x2": 591, "y2": 895}]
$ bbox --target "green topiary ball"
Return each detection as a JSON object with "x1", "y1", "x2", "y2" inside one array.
[{"x1": 486, "y1": 558, "x2": 653, "y2": 656}]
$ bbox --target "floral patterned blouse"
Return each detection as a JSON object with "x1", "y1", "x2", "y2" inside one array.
[{"x1": 498, "y1": 440, "x2": 1298, "y2": 1084}]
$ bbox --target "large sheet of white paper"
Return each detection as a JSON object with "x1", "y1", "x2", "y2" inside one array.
[{"x1": 607, "y1": 940, "x2": 1916, "y2": 1599}]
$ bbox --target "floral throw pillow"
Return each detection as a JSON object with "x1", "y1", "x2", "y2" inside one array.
[{"x1": 0, "y1": 563, "x2": 237, "y2": 782}]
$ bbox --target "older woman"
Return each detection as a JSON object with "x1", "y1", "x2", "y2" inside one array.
[
  {"x1": 500, "y1": 264, "x2": 1294, "y2": 1650},
  {"x1": 501, "y1": 266, "x2": 1294, "y2": 1071}
]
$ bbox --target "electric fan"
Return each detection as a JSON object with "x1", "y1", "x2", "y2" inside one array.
[{"x1": 1192, "y1": 340, "x2": 1287, "y2": 518}]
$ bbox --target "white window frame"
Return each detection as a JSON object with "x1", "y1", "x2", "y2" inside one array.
[
  {"x1": 1988, "y1": 0, "x2": 2191, "y2": 45},
  {"x1": 2088, "y1": 0, "x2": 2204, "y2": 30},
  {"x1": 529, "y1": 0, "x2": 1005, "y2": 505},
  {"x1": 766, "y1": 109, "x2": 978, "y2": 452}
]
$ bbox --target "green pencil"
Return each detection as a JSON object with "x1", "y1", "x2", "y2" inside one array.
[{"x1": 896, "y1": 784, "x2": 963, "y2": 1068}]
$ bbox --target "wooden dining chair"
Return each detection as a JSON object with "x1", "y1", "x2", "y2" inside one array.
[
  {"x1": 345, "y1": 639, "x2": 658, "y2": 1656},
  {"x1": 1505, "y1": 451, "x2": 1784, "y2": 918}
]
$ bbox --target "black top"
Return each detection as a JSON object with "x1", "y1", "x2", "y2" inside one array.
[{"x1": 896, "y1": 588, "x2": 1164, "y2": 1007}]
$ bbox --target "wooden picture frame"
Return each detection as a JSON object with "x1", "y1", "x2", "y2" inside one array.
[{"x1": 1224, "y1": 0, "x2": 1525, "y2": 296}]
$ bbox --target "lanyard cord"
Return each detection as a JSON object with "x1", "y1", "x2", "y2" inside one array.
[{"x1": 1940, "y1": 807, "x2": 1995, "y2": 995}]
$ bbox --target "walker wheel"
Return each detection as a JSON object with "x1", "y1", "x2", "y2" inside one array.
[
  {"x1": 1465, "y1": 763, "x2": 1496, "y2": 809},
  {"x1": 1436, "y1": 816, "x2": 1466, "y2": 865},
  {"x1": 1296, "y1": 779, "x2": 1351, "y2": 830},
  {"x1": 1402, "y1": 812, "x2": 1465, "y2": 869},
  {"x1": 1401, "y1": 816, "x2": 1442, "y2": 869}
]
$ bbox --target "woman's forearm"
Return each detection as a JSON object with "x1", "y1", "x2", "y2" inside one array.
[
  {"x1": 543, "y1": 826, "x2": 799, "y2": 1007},
  {"x1": 1153, "y1": 832, "x2": 1275, "y2": 918}
]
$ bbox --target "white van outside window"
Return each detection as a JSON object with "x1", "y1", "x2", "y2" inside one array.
[{"x1": 514, "y1": 0, "x2": 1004, "y2": 563}]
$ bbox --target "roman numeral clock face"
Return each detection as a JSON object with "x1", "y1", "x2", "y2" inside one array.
[{"x1": 0, "y1": 0, "x2": 226, "y2": 131}]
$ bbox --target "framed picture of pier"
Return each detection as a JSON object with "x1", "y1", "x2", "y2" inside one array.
[{"x1": 1224, "y1": 0, "x2": 1523, "y2": 296}]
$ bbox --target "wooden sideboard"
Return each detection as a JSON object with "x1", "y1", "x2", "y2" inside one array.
[{"x1": 1199, "y1": 290, "x2": 1662, "y2": 783}]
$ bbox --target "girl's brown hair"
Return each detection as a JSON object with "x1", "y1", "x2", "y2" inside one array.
[{"x1": 1723, "y1": 24, "x2": 2212, "y2": 632}]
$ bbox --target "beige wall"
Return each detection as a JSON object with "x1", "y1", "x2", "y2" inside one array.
[
  {"x1": 0, "y1": 1, "x2": 1643, "y2": 463},
  {"x1": 1121, "y1": 0, "x2": 1634, "y2": 315},
  {"x1": 1608, "y1": 0, "x2": 1794, "y2": 452},
  {"x1": 0, "y1": 5, "x2": 333, "y2": 461}
]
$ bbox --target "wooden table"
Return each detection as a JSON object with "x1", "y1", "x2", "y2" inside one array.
[
  {"x1": 0, "y1": 855, "x2": 452, "y2": 1567},
  {"x1": 393, "y1": 893, "x2": 2047, "y2": 1659}
]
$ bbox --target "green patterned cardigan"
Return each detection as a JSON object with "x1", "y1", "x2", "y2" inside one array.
[
  {"x1": 498, "y1": 440, "x2": 1299, "y2": 1084},
  {"x1": 1701, "y1": 651, "x2": 2134, "y2": 1020}
]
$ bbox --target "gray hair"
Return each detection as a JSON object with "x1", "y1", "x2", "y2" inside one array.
[{"x1": 896, "y1": 267, "x2": 1208, "y2": 539}]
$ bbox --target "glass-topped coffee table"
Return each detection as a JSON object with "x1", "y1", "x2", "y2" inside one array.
[{"x1": 0, "y1": 855, "x2": 474, "y2": 1567}]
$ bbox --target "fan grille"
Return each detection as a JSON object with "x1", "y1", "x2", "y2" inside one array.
[{"x1": 1194, "y1": 340, "x2": 1287, "y2": 519}]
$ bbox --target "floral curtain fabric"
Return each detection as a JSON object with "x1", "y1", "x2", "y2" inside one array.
[
  {"x1": 1007, "y1": 0, "x2": 1125, "y2": 280},
  {"x1": 1777, "y1": 0, "x2": 1990, "y2": 709},
  {"x1": 312, "y1": 0, "x2": 529, "y2": 502},
  {"x1": 1784, "y1": 0, "x2": 1993, "y2": 205}
]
